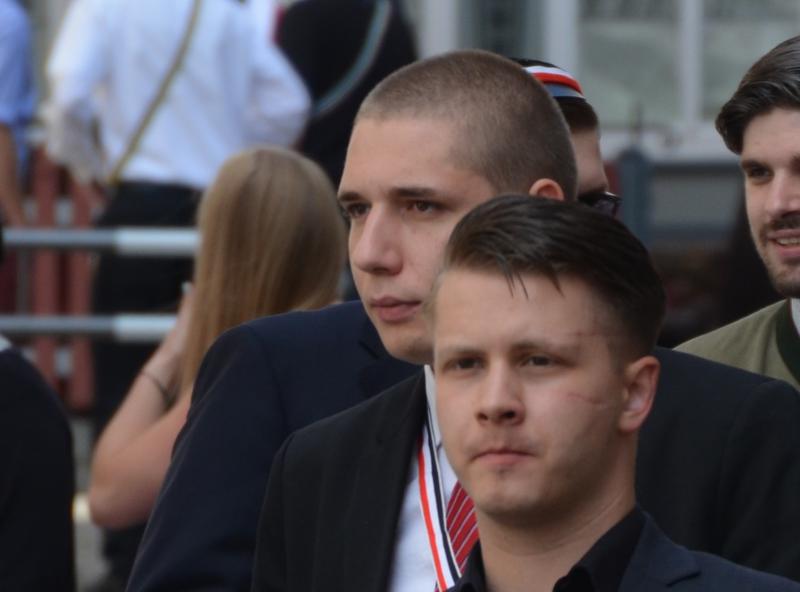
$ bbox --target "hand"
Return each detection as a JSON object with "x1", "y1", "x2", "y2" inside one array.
[
  {"x1": 162, "y1": 284, "x2": 194, "y2": 360},
  {"x1": 145, "y1": 284, "x2": 194, "y2": 381}
]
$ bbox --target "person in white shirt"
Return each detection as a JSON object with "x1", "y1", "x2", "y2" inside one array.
[{"x1": 45, "y1": 1, "x2": 309, "y2": 589}]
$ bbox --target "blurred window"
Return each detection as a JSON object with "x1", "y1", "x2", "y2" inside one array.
[
  {"x1": 703, "y1": 0, "x2": 800, "y2": 118},
  {"x1": 578, "y1": 1, "x2": 678, "y2": 128}
]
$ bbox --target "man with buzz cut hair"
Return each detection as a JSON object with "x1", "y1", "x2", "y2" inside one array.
[
  {"x1": 432, "y1": 195, "x2": 800, "y2": 592},
  {"x1": 340, "y1": 50, "x2": 576, "y2": 363},
  {"x1": 251, "y1": 49, "x2": 800, "y2": 592},
  {"x1": 678, "y1": 35, "x2": 800, "y2": 389},
  {"x1": 515, "y1": 58, "x2": 619, "y2": 216},
  {"x1": 129, "y1": 51, "x2": 800, "y2": 592}
]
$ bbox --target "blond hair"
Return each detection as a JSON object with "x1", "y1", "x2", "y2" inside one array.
[{"x1": 180, "y1": 147, "x2": 346, "y2": 391}]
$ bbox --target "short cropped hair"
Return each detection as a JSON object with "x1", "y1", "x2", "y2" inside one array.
[
  {"x1": 557, "y1": 98, "x2": 600, "y2": 134},
  {"x1": 439, "y1": 195, "x2": 665, "y2": 356},
  {"x1": 357, "y1": 50, "x2": 578, "y2": 200},
  {"x1": 716, "y1": 35, "x2": 800, "y2": 154}
]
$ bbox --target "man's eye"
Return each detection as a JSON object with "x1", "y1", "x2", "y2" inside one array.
[
  {"x1": 523, "y1": 355, "x2": 551, "y2": 367},
  {"x1": 444, "y1": 357, "x2": 482, "y2": 372},
  {"x1": 341, "y1": 203, "x2": 369, "y2": 219},
  {"x1": 406, "y1": 200, "x2": 438, "y2": 213},
  {"x1": 743, "y1": 166, "x2": 771, "y2": 181}
]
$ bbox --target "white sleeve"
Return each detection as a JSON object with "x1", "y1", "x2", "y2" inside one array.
[
  {"x1": 44, "y1": 0, "x2": 110, "y2": 181},
  {"x1": 245, "y1": 0, "x2": 280, "y2": 42},
  {"x1": 245, "y1": 31, "x2": 311, "y2": 147}
]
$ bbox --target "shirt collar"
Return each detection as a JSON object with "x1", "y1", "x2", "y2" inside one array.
[
  {"x1": 449, "y1": 507, "x2": 645, "y2": 592},
  {"x1": 790, "y1": 299, "x2": 800, "y2": 335},
  {"x1": 568, "y1": 506, "x2": 645, "y2": 591},
  {"x1": 424, "y1": 364, "x2": 442, "y2": 447}
]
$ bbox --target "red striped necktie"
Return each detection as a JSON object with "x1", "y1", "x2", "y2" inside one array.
[
  {"x1": 435, "y1": 482, "x2": 478, "y2": 591},
  {"x1": 447, "y1": 482, "x2": 478, "y2": 571}
]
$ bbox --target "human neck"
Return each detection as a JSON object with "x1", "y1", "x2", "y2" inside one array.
[{"x1": 478, "y1": 491, "x2": 634, "y2": 592}]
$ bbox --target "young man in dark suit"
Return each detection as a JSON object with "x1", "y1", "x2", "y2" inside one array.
[
  {"x1": 250, "y1": 51, "x2": 800, "y2": 592},
  {"x1": 433, "y1": 195, "x2": 799, "y2": 592},
  {"x1": 129, "y1": 53, "x2": 800, "y2": 591}
]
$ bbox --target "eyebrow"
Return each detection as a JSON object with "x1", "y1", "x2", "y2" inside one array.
[
  {"x1": 437, "y1": 338, "x2": 581, "y2": 360},
  {"x1": 509, "y1": 339, "x2": 581, "y2": 357},
  {"x1": 338, "y1": 185, "x2": 455, "y2": 204},
  {"x1": 738, "y1": 158, "x2": 764, "y2": 171},
  {"x1": 740, "y1": 154, "x2": 800, "y2": 170}
]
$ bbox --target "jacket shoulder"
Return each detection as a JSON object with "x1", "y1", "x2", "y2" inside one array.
[
  {"x1": 624, "y1": 516, "x2": 800, "y2": 591},
  {"x1": 687, "y1": 552, "x2": 800, "y2": 591},
  {"x1": 655, "y1": 345, "x2": 790, "y2": 390},
  {"x1": 675, "y1": 301, "x2": 783, "y2": 365},
  {"x1": 281, "y1": 372, "x2": 424, "y2": 463},
  {"x1": 244, "y1": 300, "x2": 367, "y2": 341}
]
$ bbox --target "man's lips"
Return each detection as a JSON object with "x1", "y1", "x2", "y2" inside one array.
[
  {"x1": 768, "y1": 230, "x2": 800, "y2": 247},
  {"x1": 369, "y1": 297, "x2": 422, "y2": 322},
  {"x1": 473, "y1": 447, "x2": 534, "y2": 467}
]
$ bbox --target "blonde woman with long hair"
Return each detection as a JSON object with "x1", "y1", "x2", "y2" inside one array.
[{"x1": 89, "y1": 147, "x2": 346, "y2": 528}]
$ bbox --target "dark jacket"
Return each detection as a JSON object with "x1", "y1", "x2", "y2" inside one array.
[
  {"x1": 278, "y1": 0, "x2": 417, "y2": 185},
  {"x1": 0, "y1": 346, "x2": 75, "y2": 592},
  {"x1": 127, "y1": 302, "x2": 416, "y2": 592},
  {"x1": 450, "y1": 515, "x2": 800, "y2": 592},
  {"x1": 253, "y1": 345, "x2": 800, "y2": 590}
]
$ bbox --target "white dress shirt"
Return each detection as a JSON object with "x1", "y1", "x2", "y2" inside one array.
[
  {"x1": 45, "y1": 0, "x2": 309, "y2": 187},
  {"x1": 388, "y1": 365, "x2": 458, "y2": 592}
]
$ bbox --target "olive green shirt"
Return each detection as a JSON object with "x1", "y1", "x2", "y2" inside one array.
[{"x1": 676, "y1": 300, "x2": 800, "y2": 390}]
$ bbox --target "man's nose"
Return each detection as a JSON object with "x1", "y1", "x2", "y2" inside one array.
[
  {"x1": 349, "y1": 207, "x2": 403, "y2": 275},
  {"x1": 476, "y1": 364, "x2": 525, "y2": 425},
  {"x1": 765, "y1": 171, "x2": 800, "y2": 219}
]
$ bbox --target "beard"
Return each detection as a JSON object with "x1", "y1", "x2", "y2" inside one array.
[{"x1": 753, "y1": 214, "x2": 800, "y2": 297}]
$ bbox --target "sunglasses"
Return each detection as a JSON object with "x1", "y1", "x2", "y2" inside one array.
[{"x1": 578, "y1": 190, "x2": 621, "y2": 217}]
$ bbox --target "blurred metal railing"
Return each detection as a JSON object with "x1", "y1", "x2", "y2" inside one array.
[
  {"x1": 0, "y1": 150, "x2": 199, "y2": 409},
  {"x1": 4, "y1": 227, "x2": 198, "y2": 256},
  {"x1": 0, "y1": 314, "x2": 175, "y2": 342}
]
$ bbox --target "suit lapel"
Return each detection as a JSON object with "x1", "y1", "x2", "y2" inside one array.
[
  {"x1": 344, "y1": 372, "x2": 428, "y2": 592},
  {"x1": 620, "y1": 516, "x2": 700, "y2": 591},
  {"x1": 357, "y1": 305, "x2": 419, "y2": 399}
]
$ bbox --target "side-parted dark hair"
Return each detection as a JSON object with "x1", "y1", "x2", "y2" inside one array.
[
  {"x1": 440, "y1": 195, "x2": 665, "y2": 356},
  {"x1": 716, "y1": 35, "x2": 800, "y2": 154},
  {"x1": 357, "y1": 50, "x2": 578, "y2": 200}
]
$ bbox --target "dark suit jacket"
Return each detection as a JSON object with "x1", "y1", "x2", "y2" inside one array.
[
  {"x1": 452, "y1": 515, "x2": 800, "y2": 592},
  {"x1": 0, "y1": 347, "x2": 75, "y2": 592},
  {"x1": 618, "y1": 517, "x2": 800, "y2": 591},
  {"x1": 278, "y1": 0, "x2": 417, "y2": 186},
  {"x1": 127, "y1": 302, "x2": 416, "y2": 592},
  {"x1": 253, "y1": 349, "x2": 800, "y2": 591}
]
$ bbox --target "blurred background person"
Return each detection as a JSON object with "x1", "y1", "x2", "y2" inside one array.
[
  {"x1": 0, "y1": 0, "x2": 35, "y2": 227},
  {"x1": 277, "y1": 0, "x2": 416, "y2": 187},
  {"x1": 88, "y1": 146, "x2": 345, "y2": 531},
  {"x1": 277, "y1": 0, "x2": 416, "y2": 300},
  {"x1": 0, "y1": 222, "x2": 75, "y2": 592},
  {"x1": 44, "y1": 1, "x2": 309, "y2": 587}
]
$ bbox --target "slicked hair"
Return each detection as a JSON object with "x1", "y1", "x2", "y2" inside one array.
[
  {"x1": 717, "y1": 35, "x2": 800, "y2": 154},
  {"x1": 440, "y1": 195, "x2": 665, "y2": 356},
  {"x1": 356, "y1": 50, "x2": 578, "y2": 200}
]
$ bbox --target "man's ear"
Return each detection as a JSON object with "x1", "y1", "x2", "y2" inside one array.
[
  {"x1": 528, "y1": 178, "x2": 565, "y2": 201},
  {"x1": 618, "y1": 355, "x2": 659, "y2": 434}
]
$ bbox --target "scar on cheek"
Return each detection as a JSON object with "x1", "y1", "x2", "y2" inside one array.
[{"x1": 563, "y1": 390, "x2": 608, "y2": 406}]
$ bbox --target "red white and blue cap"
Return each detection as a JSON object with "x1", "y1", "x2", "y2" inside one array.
[{"x1": 523, "y1": 62, "x2": 585, "y2": 101}]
